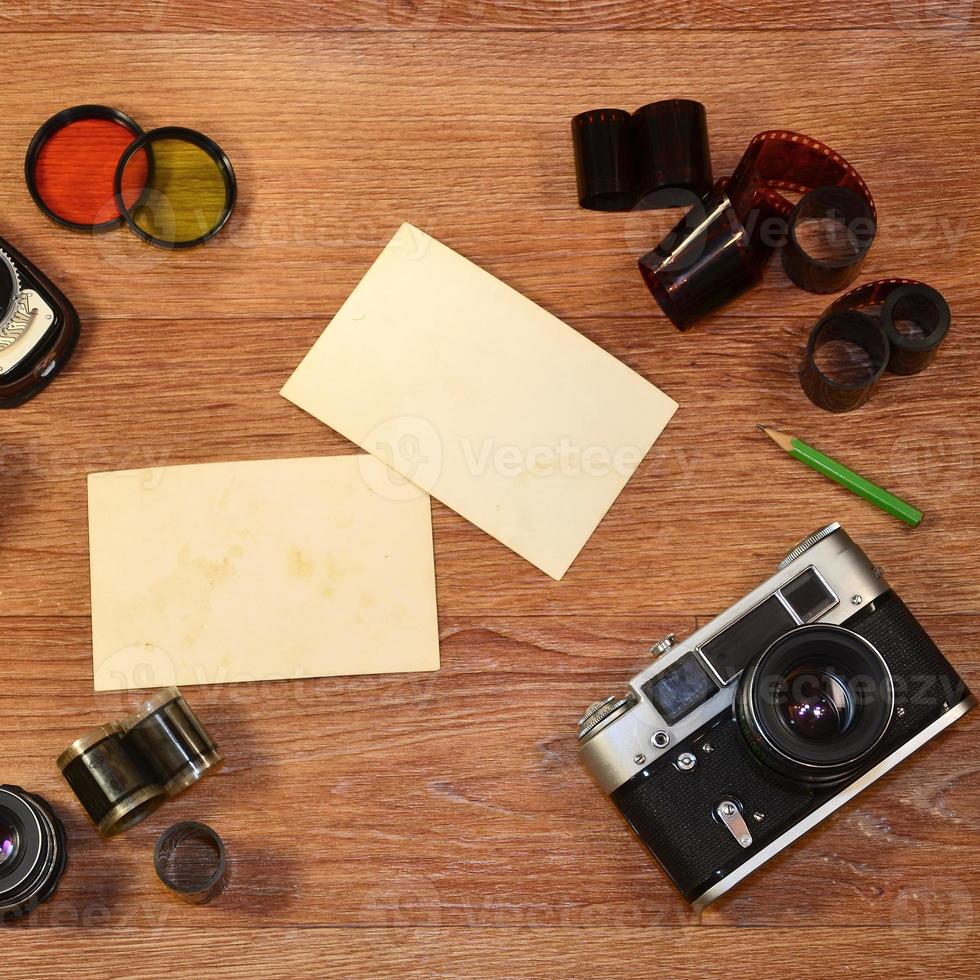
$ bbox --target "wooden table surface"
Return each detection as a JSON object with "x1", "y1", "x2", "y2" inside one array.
[{"x1": 2, "y1": 2, "x2": 979, "y2": 977}]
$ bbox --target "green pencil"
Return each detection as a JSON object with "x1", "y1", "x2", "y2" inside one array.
[{"x1": 757, "y1": 425, "x2": 923, "y2": 528}]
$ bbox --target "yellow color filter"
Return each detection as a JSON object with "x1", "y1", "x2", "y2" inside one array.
[{"x1": 116, "y1": 127, "x2": 236, "y2": 248}]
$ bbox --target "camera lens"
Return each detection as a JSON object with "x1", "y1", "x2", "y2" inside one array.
[
  {"x1": 778, "y1": 667, "x2": 853, "y2": 742},
  {"x1": 0, "y1": 785, "x2": 68, "y2": 921},
  {"x1": 737, "y1": 625, "x2": 894, "y2": 784}
]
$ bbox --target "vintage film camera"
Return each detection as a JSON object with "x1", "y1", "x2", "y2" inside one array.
[
  {"x1": 0, "y1": 236, "x2": 79, "y2": 407},
  {"x1": 578, "y1": 523, "x2": 974, "y2": 908}
]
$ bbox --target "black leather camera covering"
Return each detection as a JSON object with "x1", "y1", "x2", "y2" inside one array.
[{"x1": 611, "y1": 591, "x2": 971, "y2": 903}]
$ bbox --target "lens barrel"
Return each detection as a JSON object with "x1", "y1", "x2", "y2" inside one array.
[
  {"x1": 737, "y1": 624, "x2": 895, "y2": 785},
  {"x1": 0, "y1": 785, "x2": 68, "y2": 921}
]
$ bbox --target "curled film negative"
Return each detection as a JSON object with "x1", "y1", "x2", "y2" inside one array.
[
  {"x1": 800, "y1": 279, "x2": 951, "y2": 412},
  {"x1": 58, "y1": 688, "x2": 223, "y2": 837},
  {"x1": 782, "y1": 185, "x2": 876, "y2": 295},
  {"x1": 824, "y1": 278, "x2": 951, "y2": 376},
  {"x1": 154, "y1": 821, "x2": 228, "y2": 905},
  {"x1": 57, "y1": 723, "x2": 167, "y2": 838},
  {"x1": 639, "y1": 130, "x2": 877, "y2": 329},
  {"x1": 122, "y1": 687, "x2": 224, "y2": 796},
  {"x1": 572, "y1": 99, "x2": 713, "y2": 211}
]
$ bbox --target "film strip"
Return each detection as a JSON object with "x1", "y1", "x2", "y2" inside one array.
[
  {"x1": 639, "y1": 130, "x2": 877, "y2": 329},
  {"x1": 572, "y1": 100, "x2": 713, "y2": 212},
  {"x1": 800, "y1": 278, "x2": 951, "y2": 412}
]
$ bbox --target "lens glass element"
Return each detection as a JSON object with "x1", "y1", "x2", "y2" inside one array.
[
  {"x1": 737, "y1": 623, "x2": 895, "y2": 785},
  {"x1": 778, "y1": 667, "x2": 852, "y2": 742},
  {"x1": 0, "y1": 818, "x2": 17, "y2": 867}
]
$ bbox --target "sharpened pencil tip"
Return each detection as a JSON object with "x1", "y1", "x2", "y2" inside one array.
[{"x1": 756, "y1": 423, "x2": 770, "y2": 433}]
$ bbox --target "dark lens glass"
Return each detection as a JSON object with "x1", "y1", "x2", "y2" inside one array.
[
  {"x1": 0, "y1": 819, "x2": 16, "y2": 867},
  {"x1": 778, "y1": 668, "x2": 852, "y2": 742},
  {"x1": 736, "y1": 623, "x2": 894, "y2": 785}
]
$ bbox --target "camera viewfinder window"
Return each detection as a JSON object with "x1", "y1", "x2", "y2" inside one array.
[{"x1": 642, "y1": 653, "x2": 718, "y2": 725}]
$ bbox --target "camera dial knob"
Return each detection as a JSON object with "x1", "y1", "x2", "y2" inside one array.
[
  {"x1": 778, "y1": 522, "x2": 841, "y2": 571},
  {"x1": 577, "y1": 694, "x2": 635, "y2": 741},
  {"x1": 0, "y1": 250, "x2": 22, "y2": 332},
  {"x1": 649, "y1": 634, "x2": 676, "y2": 658}
]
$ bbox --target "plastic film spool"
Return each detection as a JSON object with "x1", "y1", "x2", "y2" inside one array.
[
  {"x1": 572, "y1": 100, "x2": 713, "y2": 212},
  {"x1": 123, "y1": 687, "x2": 224, "y2": 797},
  {"x1": 154, "y1": 821, "x2": 228, "y2": 905},
  {"x1": 782, "y1": 185, "x2": 877, "y2": 294},
  {"x1": 57, "y1": 723, "x2": 166, "y2": 838},
  {"x1": 800, "y1": 309, "x2": 890, "y2": 413},
  {"x1": 827, "y1": 278, "x2": 951, "y2": 376},
  {"x1": 640, "y1": 130, "x2": 876, "y2": 329}
]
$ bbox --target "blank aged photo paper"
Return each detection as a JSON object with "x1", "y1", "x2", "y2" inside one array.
[
  {"x1": 88, "y1": 455, "x2": 440, "y2": 691},
  {"x1": 282, "y1": 223, "x2": 678, "y2": 579}
]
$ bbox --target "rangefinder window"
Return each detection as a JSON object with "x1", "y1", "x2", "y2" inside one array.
[
  {"x1": 779, "y1": 568, "x2": 837, "y2": 622},
  {"x1": 701, "y1": 594, "x2": 797, "y2": 683},
  {"x1": 642, "y1": 652, "x2": 717, "y2": 724}
]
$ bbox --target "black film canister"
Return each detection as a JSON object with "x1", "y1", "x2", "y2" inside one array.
[
  {"x1": 57, "y1": 723, "x2": 167, "y2": 838},
  {"x1": 782, "y1": 185, "x2": 877, "y2": 294},
  {"x1": 123, "y1": 688, "x2": 224, "y2": 797},
  {"x1": 631, "y1": 99, "x2": 712, "y2": 209},
  {"x1": 800, "y1": 309, "x2": 890, "y2": 413},
  {"x1": 571, "y1": 108, "x2": 637, "y2": 211},
  {"x1": 880, "y1": 281, "x2": 951, "y2": 375},
  {"x1": 154, "y1": 821, "x2": 228, "y2": 905}
]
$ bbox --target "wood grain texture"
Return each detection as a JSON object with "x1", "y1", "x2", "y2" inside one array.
[
  {"x1": 2, "y1": 4, "x2": 979, "y2": 977},
  {"x1": 0, "y1": 1, "x2": 975, "y2": 32}
]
